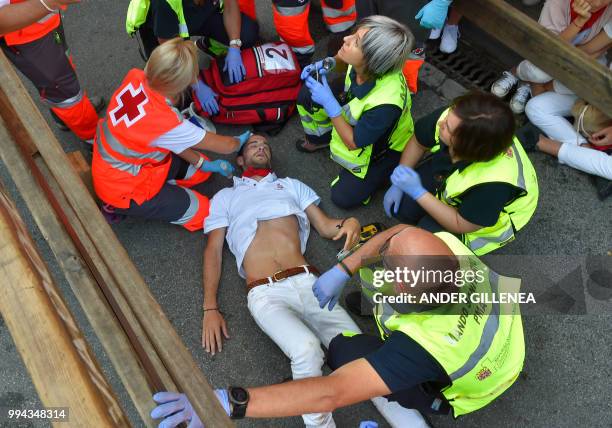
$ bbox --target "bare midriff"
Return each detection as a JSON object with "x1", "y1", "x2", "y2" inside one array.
[{"x1": 242, "y1": 215, "x2": 309, "y2": 284}]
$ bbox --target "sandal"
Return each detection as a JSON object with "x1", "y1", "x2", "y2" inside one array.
[{"x1": 295, "y1": 138, "x2": 329, "y2": 153}]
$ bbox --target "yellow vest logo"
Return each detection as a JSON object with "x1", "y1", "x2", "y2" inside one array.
[{"x1": 476, "y1": 367, "x2": 492, "y2": 381}]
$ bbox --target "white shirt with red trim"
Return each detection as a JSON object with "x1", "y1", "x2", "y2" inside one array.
[{"x1": 204, "y1": 173, "x2": 321, "y2": 278}]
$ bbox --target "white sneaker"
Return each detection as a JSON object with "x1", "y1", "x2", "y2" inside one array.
[
  {"x1": 510, "y1": 83, "x2": 531, "y2": 114},
  {"x1": 439, "y1": 24, "x2": 459, "y2": 54},
  {"x1": 491, "y1": 71, "x2": 519, "y2": 97},
  {"x1": 429, "y1": 28, "x2": 442, "y2": 40},
  {"x1": 522, "y1": 0, "x2": 541, "y2": 5}
]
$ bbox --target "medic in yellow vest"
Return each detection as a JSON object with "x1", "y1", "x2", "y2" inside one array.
[
  {"x1": 297, "y1": 16, "x2": 416, "y2": 209},
  {"x1": 384, "y1": 92, "x2": 539, "y2": 256},
  {"x1": 150, "y1": 225, "x2": 525, "y2": 426}
]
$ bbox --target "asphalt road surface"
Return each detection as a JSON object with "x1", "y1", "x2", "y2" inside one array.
[{"x1": 0, "y1": 1, "x2": 610, "y2": 428}]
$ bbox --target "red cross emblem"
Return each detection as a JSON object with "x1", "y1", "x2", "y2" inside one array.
[{"x1": 109, "y1": 83, "x2": 149, "y2": 128}]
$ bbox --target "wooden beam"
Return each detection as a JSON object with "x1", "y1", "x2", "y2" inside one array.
[
  {"x1": 0, "y1": 184, "x2": 129, "y2": 427},
  {"x1": 0, "y1": 50, "x2": 232, "y2": 426},
  {"x1": 455, "y1": 0, "x2": 612, "y2": 113},
  {"x1": 67, "y1": 151, "x2": 95, "y2": 198}
]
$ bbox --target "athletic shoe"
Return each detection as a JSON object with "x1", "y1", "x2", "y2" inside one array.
[
  {"x1": 101, "y1": 203, "x2": 126, "y2": 224},
  {"x1": 510, "y1": 83, "x2": 531, "y2": 114},
  {"x1": 491, "y1": 71, "x2": 519, "y2": 98},
  {"x1": 522, "y1": 0, "x2": 542, "y2": 5},
  {"x1": 50, "y1": 96, "x2": 106, "y2": 132},
  {"x1": 439, "y1": 24, "x2": 460, "y2": 54},
  {"x1": 429, "y1": 28, "x2": 442, "y2": 40}
]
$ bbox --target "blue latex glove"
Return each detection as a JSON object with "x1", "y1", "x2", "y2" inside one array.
[
  {"x1": 383, "y1": 184, "x2": 404, "y2": 218},
  {"x1": 312, "y1": 266, "x2": 350, "y2": 311},
  {"x1": 415, "y1": 0, "x2": 452, "y2": 29},
  {"x1": 390, "y1": 165, "x2": 427, "y2": 200},
  {"x1": 192, "y1": 79, "x2": 219, "y2": 116},
  {"x1": 300, "y1": 58, "x2": 334, "y2": 80},
  {"x1": 305, "y1": 75, "x2": 342, "y2": 118},
  {"x1": 151, "y1": 390, "x2": 230, "y2": 428},
  {"x1": 359, "y1": 421, "x2": 379, "y2": 428},
  {"x1": 201, "y1": 159, "x2": 235, "y2": 178},
  {"x1": 223, "y1": 47, "x2": 246, "y2": 84},
  {"x1": 234, "y1": 130, "x2": 252, "y2": 152}
]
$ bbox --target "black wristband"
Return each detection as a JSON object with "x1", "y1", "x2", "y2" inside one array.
[
  {"x1": 336, "y1": 218, "x2": 348, "y2": 229},
  {"x1": 338, "y1": 260, "x2": 353, "y2": 277}
]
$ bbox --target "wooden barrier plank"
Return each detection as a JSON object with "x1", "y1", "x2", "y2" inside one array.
[
  {"x1": 0, "y1": 185, "x2": 129, "y2": 428},
  {"x1": 0, "y1": 116, "x2": 164, "y2": 426},
  {"x1": 0, "y1": 50, "x2": 232, "y2": 426},
  {"x1": 67, "y1": 151, "x2": 95, "y2": 198},
  {"x1": 454, "y1": 0, "x2": 612, "y2": 114}
]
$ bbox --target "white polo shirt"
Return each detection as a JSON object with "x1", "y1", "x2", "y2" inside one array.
[{"x1": 204, "y1": 173, "x2": 320, "y2": 278}]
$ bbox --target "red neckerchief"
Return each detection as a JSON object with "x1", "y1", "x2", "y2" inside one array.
[
  {"x1": 591, "y1": 143, "x2": 612, "y2": 153},
  {"x1": 570, "y1": 1, "x2": 606, "y2": 31},
  {"x1": 242, "y1": 167, "x2": 273, "y2": 178}
]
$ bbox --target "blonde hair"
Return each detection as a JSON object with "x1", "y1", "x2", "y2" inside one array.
[
  {"x1": 145, "y1": 38, "x2": 198, "y2": 100},
  {"x1": 571, "y1": 99, "x2": 612, "y2": 137}
]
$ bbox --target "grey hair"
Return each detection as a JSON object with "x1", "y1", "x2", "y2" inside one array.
[{"x1": 357, "y1": 15, "x2": 415, "y2": 78}]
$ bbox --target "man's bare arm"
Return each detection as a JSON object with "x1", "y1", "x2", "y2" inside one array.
[
  {"x1": 0, "y1": 0, "x2": 75, "y2": 34},
  {"x1": 305, "y1": 204, "x2": 360, "y2": 251},
  {"x1": 246, "y1": 358, "x2": 391, "y2": 417},
  {"x1": 202, "y1": 227, "x2": 229, "y2": 355}
]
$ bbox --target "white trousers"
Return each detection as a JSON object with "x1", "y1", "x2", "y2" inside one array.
[
  {"x1": 525, "y1": 92, "x2": 612, "y2": 179},
  {"x1": 247, "y1": 272, "x2": 361, "y2": 428},
  {"x1": 558, "y1": 143, "x2": 612, "y2": 180},
  {"x1": 525, "y1": 90, "x2": 583, "y2": 145}
]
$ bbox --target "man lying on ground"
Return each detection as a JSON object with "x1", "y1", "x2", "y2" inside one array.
[{"x1": 199, "y1": 134, "x2": 362, "y2": 427}]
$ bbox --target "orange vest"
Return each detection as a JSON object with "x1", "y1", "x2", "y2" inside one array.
[
  {"x1": 92, "y1": 69, "x2": 182, "y2": 208},
  {"x1": 1, "y1": 0, "x2": 63, "y2": 46}
]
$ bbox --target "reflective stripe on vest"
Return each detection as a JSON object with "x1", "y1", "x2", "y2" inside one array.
[
  {"x1": 329, "y1": 65, "x2": 414, "y2": 179},
  {"x1": 96, "y1": 121, "x2": 168, "y2": 176}
]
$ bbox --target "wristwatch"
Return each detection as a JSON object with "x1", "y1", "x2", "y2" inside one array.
[
  {"x1": 229, "y1": 39, "x2": 242, "y2": 48},
  {"x1": 228, "y1": 386, "x2": 249, "y2": 419}
]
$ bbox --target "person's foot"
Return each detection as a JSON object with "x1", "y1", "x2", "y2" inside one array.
[
  {"x1": 101, "y1": 203, "x2": 126, "y2": 224},
  {"x1": 429, "y1": 27, "x2": 442, "y2": 40},
  {"x1": 50, "y1": 96, "x2": 106, "y2": 132},
  {"x1": 510, "y1": 83, "x2": 531, "y2": 114},
  {"x1": 439, "y1": 24, "x2": 459, "y2": 54},
  {"x1": 345, "y1": 291, "x2": 372, "y2": 317},
  {"x1": 522, "y1": 0, "x2": 542, "y2": 5},
  {"x1": 491, "y1": 71, "x2": 519, "y2": 98},
  {"x1": 295, "y1": 138, "x2": 329, "y2": 153}
]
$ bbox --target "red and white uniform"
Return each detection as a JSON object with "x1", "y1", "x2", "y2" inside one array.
[{"x1": 93, "y1": 69, "x2": 211, "y2": 231}]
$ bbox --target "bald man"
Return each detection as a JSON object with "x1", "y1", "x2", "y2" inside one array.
[{"x1": 152, "y1": 225, "x2": 524, "y2": 426}]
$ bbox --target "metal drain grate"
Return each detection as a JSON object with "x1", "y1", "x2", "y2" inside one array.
[{"x1": 425, "y1": 39, "x2": 505, "y2": 92}]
